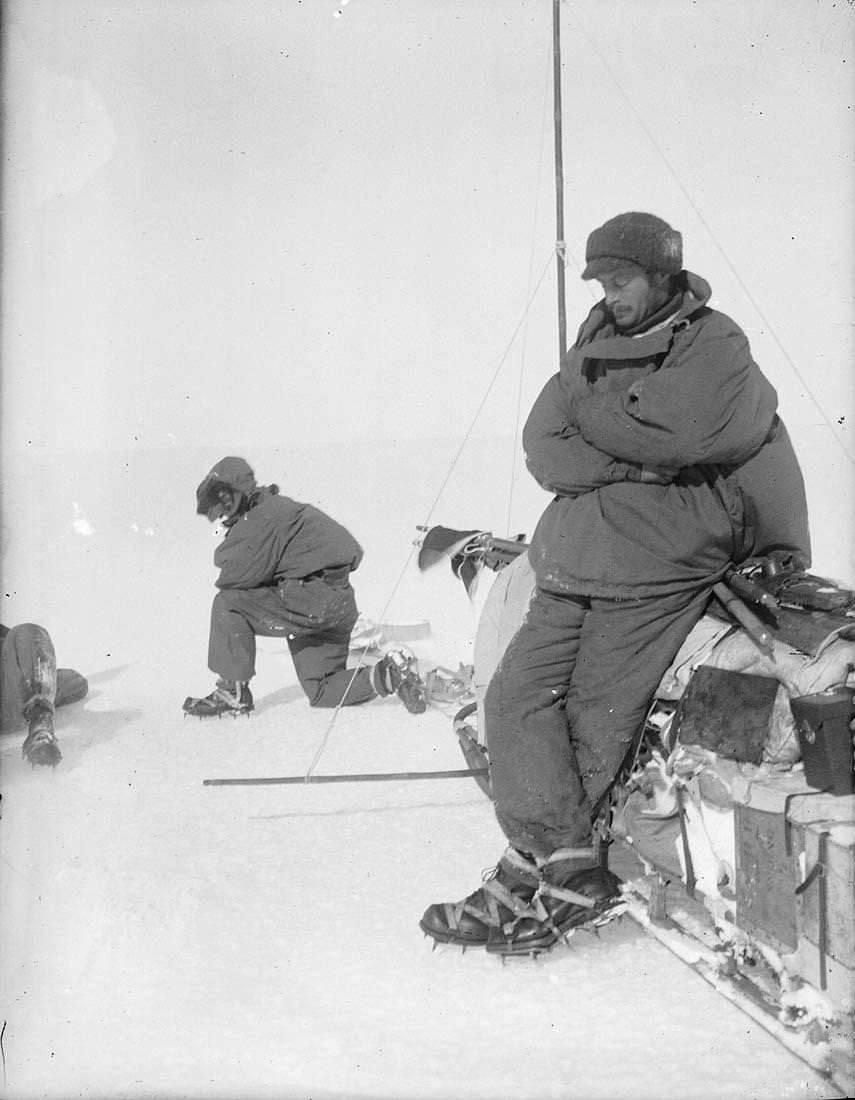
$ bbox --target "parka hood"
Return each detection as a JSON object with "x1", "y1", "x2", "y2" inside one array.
[{"x1": 195, "y1": 456, "x2": 258, "y2": 517}]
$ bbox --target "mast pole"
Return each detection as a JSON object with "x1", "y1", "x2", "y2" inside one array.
[{"x1": 552, "y1": 0, "x2": 567, "y2": 366}]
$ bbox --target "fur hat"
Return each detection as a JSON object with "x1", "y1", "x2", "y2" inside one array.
[{"x1": 582, "y1": 212, "x2": 683, "y2": 280}]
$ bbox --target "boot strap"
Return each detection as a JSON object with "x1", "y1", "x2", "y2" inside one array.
[
  {"x1": 502, "y1": 846, "x2": 541, "y2": 874},
  {"x1": 543, "y1": 846, "x2": 596, "y2": 865},
  {"x1": 537, "y1": 882, "x2": 596, "y2": 909},
  {"x1": 481, "y1": 879, "x2": 553, "y2": 935},
  {"x1": 482, "y1": 877, "x2": 540, "y2": 919}
]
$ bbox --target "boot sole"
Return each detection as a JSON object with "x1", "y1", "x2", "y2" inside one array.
[
  {"x1": 23, "y1": 748, "x2": 63, "y2": 767},
  {"x1": 22, "y1": 732, "x2": 62, "y2": 768}
]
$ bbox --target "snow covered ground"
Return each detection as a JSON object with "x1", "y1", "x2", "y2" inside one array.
[{"x1": 0, "y1": 439, "x2": 848, "y2": 1100}]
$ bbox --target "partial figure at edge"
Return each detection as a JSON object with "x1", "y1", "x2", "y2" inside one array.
[{"x1": 1, "y1": 623, "x2": 89, "y2": 767}]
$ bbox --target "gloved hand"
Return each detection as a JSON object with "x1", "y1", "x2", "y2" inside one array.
[
  {"x1": 637, "y1": 464, "x2": 680, "y2": 485},
  {"x1": 626, "y1": 463, "x2": 680, "y2": 485}
]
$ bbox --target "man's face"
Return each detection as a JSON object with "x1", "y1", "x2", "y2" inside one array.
[
  {"x1": 595, "y1": 266, "x2": 670, "y2": 330},
  {"x1": 205, "y1": 482, "x2": 240, "y2": 522},
  {"x1": 215, "y1": 486, "x2": 236, "y2": 517}
]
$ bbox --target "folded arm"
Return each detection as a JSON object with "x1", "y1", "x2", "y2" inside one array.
[
  {"x1": 572, "y1": 324, "x2": 777, "y2": 468},
  {"x1": 523, "y1": 375, "x2": 652, "y2": 495}
]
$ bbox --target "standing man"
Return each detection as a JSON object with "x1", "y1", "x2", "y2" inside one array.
[
  {"x1": 184, "y1": 456, "x2": 427, "y2": 717},
  {"x1": 1, "y1": 622, "x2": 89, "y2": 766},
  {"x1": 420, "y1": 212, "x2": 809, "y2": 956}
]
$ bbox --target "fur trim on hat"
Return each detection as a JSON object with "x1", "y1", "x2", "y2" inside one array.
[{"x1": 582, "y1": 212, "x2": 683, "y2": 279}]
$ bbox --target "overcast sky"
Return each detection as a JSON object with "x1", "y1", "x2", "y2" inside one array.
[{"x1": 2, "y1": 0, "x2": 853, "y2": 457}]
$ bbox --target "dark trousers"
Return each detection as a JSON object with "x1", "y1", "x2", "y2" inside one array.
[
  {"x1": 485, "y1": 583, "x2": 711, "y2": 859},
  {"x1": 208, "y1": 578, "x2": 376, "y2": 708},
  {"x1": 1, "y1": 623, "x2": 89, "y2": 731}
]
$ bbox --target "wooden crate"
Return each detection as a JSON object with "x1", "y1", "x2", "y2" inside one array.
[{"x1": 732, "y1": 770, "x2": 855, "y2": 1010}]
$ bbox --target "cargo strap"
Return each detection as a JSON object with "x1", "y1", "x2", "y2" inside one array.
[
  {"x1": 676, "y1": 789, "x2": 696, "y2": 899},
  {"x1": 795, "y1": 830, "x2": 830, "y2": 991},
  {"x1": 782, "y1": 790, "x2": 831, "y2": 856}
]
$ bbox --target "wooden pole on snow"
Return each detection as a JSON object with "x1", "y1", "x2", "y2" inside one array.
[{"x1": 203, "y1": 767, "x2": 489, "y2": 787}]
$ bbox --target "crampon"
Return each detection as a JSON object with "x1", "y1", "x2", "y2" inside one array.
[
  {"x1": 420, "y1": 847, "x2": 625, "y2": 958},
  {"x1": 373, "y1": 647, "x2": 428, "y2": 714},
  {"x1": 183, "y1": 681, "x2": 254, "y2": 718}
]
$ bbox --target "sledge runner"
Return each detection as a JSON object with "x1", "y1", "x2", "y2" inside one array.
[
  {"x1": 1, "y1": 622, "x2": 89, "y2": 767},
  {"x1": 184, "y1": 456, "x2": 427, "y2": 718},
  {"x1": 420, "y1": 212, "x2": 809, "y2": 956}
]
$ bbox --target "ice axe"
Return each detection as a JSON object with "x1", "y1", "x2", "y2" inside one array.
[
  {"x1": 725, "y1": 570, "x2": 780, "y2": 616},
  {"x1": 712, "y1": 580, "x2": 775, "y2": 657}
]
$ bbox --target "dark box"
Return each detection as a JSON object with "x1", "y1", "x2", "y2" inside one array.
[{"x1": 790, "y1": 690, "x2": 855, "y2": 796}]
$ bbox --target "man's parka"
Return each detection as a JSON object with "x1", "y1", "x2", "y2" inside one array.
[{"x1": 523, "y1": 270, "x2": 809, "y2": 598}]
